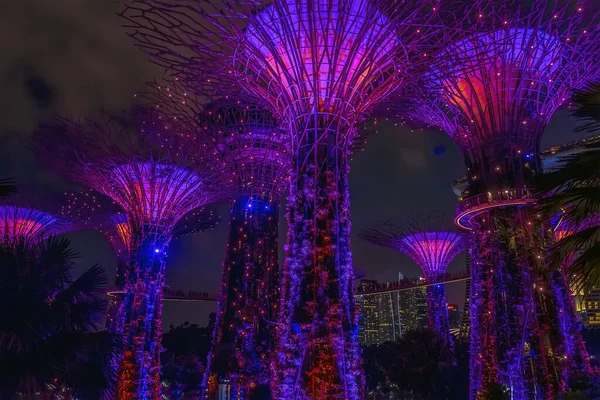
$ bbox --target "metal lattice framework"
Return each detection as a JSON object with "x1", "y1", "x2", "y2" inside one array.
[
  {"x1": 119, "y1": 1, "x2": 484, "y2": 397},
  {"x1": 0, "y1": 204, "x2": 64, "y2": 245},
  {"x1": 382, "y1": 1, "x2": 600, "y2": 193},
  {"x1": 372, "y1": 2, "x2": 600, "y2": 399},
  {"x1": 360, "y1": 215, "x2": 465, "y2": 348},
  {"x1": 31, "y1": 109, "x2": 226, "y2": 400},
  {"x1": 0, "y1": 188, "x2": 101, "y2": 245},
  {"x1": 62, "y1": 188, "x2": 220, "y2": 336},
  {"x1": 141, "y1": 80, "x2": 289, "y2": 398},
  {"x1": 141, "y1": 81, "x2": 291, "y2": 202}
]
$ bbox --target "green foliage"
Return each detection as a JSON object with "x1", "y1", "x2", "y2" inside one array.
[
  {"x1": 161, "y1": 322, "x2": 212, "y2": 398},
  {"x1": 363, "y1": 328, "x2": 469, "y2": 399},
  {"x1": 0, "y1": 236, "x2": 117, "y2": 398},
  {"x1": 573, "y1": 82, "x2": 600, "y2": 134},
  {"x1": 534, "y1": 82, "x2": 600, "y2": 293}
]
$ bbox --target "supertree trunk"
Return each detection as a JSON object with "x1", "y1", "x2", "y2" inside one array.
[
  {"x1": 105, "y1": 261, "x2": 127, "y2": 333},
  {"x1": 275, "y1": 119, "x2": 362, "y2": 400},
  {"x1": 117, "y1": 231, "x2": 168, "y2": 400},
  {"x1": 469, "y1": 208, "x2": 560, "y2": 400},
  {"x1": 425, "y1": 284, "x2": 452, "y2": 349},
  {"x1": 205, "y1": 196, "x2": 280, "y2": 399}
]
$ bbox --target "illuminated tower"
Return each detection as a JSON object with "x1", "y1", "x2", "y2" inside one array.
[
  {"x1": 360, "y1": 216, "x2": 465, "y2": 348},
  {"x1": 376, "y1": 2, "x2": 600, "y2": 398},
  {"x1": 120, "y1": 1, "x2": 479, "y2": 396},
  {"x1": 142, "y1": 82, "x2": 291, "y2": 399},
  {"x1": 32, "y1": 110, "x2": 225, "y2": 399}
]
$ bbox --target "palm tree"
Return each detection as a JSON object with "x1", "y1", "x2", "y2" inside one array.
[
  {"x1": 362, "y1": 328, "x2": 469, "y2": 399},
  {"x1": 534, "y1": 82, "x2": 600, "y2": 292},
  {"x1": 572, "y1": 82, "x2": 600, "y2": 134},
  {"x1": 0, "y1": 236, "x2": 118, "y2": 398}
]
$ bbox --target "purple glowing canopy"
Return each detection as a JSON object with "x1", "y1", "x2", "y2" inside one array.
[
  {"x1": 243, "y1": 0, "x2": 403, "y2": 117},
  {"x1": 360, "y1": 215, "x2": 465, "y2": 279},
  {"x1": 0, "y1": 206, "x2": 61, "y2": 243},
  {"x1": 397, "y1": 232, "x2": 465, "y2": 279},
  {"x1": 32, "y1": 110, "x2": 224, "y2": 242},
  {"x1": 109, "y1": 161, "x2": 205, "y2": 228},
  {"x1": 387, "y1": 2, "x2": 600, "y2": 155},
  {"x1": 140, "y1": 83, "x2": 291, "y2": 202},
  {"x1": 0, "y1": 189, "x2": 95, "y2": 243},
  {"x1": 430, "y1": 27, "x2": 567, "y2": 143}
]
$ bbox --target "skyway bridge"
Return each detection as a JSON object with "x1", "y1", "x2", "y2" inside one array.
[{"x1": 355, "y1": 270, "x2": 470, "y2": 296}]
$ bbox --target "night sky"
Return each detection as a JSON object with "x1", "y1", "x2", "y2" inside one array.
[{"x1": 0, "y1": 1, "x2": 590, "y2": 329}]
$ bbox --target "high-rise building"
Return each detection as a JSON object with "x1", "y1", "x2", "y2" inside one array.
[
  {"x1": 356, "y1": 280, "x2": 379, "y2": 346},
  {"x1": 356, "y1": 278, "x2": 427, "y2": 346},
  {"x1": 585, "y1": 292, "x2": 600, "y2": 328},
  {"x1": 447, "y1": 304, "x2": 462, "y2": 330},
  {"x1": 397, "y1": 281, "x2": 427, "y2": 337},
  {"x1": 378, "y1": 292, "x2": 401, "y2": 343}
]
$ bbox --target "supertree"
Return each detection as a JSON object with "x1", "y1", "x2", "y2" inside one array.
[
  {"x1": 141, "y1": 81, "x2": 291, "y2": 399},
  {"x1": 31, "y1": 109, "x2": 227, "y2": 399},
  {"x1": 373, "y1": 1, "x2": 600, "y2": 398},
  {"x1": 62, "y1": 189, "x2": 220, "y2": 335},
  {"x1": 0, "y1": 188, "x2": 101, "y2": 246},
  {"x1": 360, "y1": 215, "x2": 465, "y2": 348},
  {"x1": 0, "y1": 189, "x2": 73, "y2": 245},
  {"x1": 119, "y1": 1, "x2": 481, "y2": 397}
]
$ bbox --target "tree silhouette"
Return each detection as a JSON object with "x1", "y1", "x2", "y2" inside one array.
[{"x1": 0, "y1": 236, "x2": 117, "y2": 398}]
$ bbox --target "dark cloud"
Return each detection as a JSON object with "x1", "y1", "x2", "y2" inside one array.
[
  {"x1": 0, "y1": 0, "x2": 159, "y2": 133},
  {"x1": 24, "y1": 67, "x2": 56, "y2": 108}
]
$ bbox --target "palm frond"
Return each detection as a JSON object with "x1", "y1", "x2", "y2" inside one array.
[
  {"x1": 551, "y1": 225, "x2": 600, "y2": 266},
  {"x1": 569, "y1": 243, "x2": 600, "y2": 295},
  {"x1": 538, "y1": 187, "x2": 600, "y2": 224},
  {"x1": 535, "y1": 146, "x2": 600, "y2": 195},
  {"x1": 572, "y1": 82, "x2": 600, "y2": 134},
  {"x1": 37, "y1": 236, "x2": 79, "y2": 294},
  {"x1": 52, "y1": 264, "x2": 109, "y2": 331},
  {"x1": 0, "y1": 236, "x2": 115, "y2": 397}
]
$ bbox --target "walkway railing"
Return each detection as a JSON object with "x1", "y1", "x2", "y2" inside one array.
[
  {"x1": 455, "y1": 188, "x2": 535, "y2": 230},
  {"x1": 107, "y1": 288, "x2": 218, "y2": 302},
  {"x1": 355, "y1": 270, "x2": 470, "y2": 296}
]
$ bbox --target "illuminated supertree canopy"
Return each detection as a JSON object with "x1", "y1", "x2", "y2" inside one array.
[
  {"x1": 62, "y1": 188, "x2": 220, "y2": 334},
  {"x1": 120, "y1": 1, "x2": 482, "y2": 397},
  {"x1": 142, "y1": 81, "x2": 290, "y2": 398},
  {"x1": 31, "y1": 109, "x2": 226, "y2": 400},
  {"x1": 0, "y1": 188, "x2": 101, "y2": 245},
  {"x1": 360, "y1": 215, "x2": 465, "y2": 348},
  {"x1": 372, "y1": 2, "x2": 600, "y2": 399}
]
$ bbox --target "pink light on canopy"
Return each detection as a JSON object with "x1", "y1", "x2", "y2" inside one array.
[
  {"x1": 398, "y1": 232, "x2": 465, "y2": 279},
  {"x1": 110, "y1": 162, "x2": 205, "y2": 230},
  {"x1": 244, "y1": 0, "x2": 403, "y2": 119},
  {"x1": 0, "y1": 206, "x2": 59, "y2": 243},
  {"x1": 360, "y1": 215, "x2": 465, "y2": 280},
  {"x1": 119, "y1": 1, "x2": 484, "y2": 396},
  {"x1": 0, "y1": 189, "x2": 95, "y2": 244},
  {"x1": 433, "y1": 28, "x2": 565, "y2": 146},
  {"x1": 360, "y1": 218, "x2": 464, "y2": 350}
]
